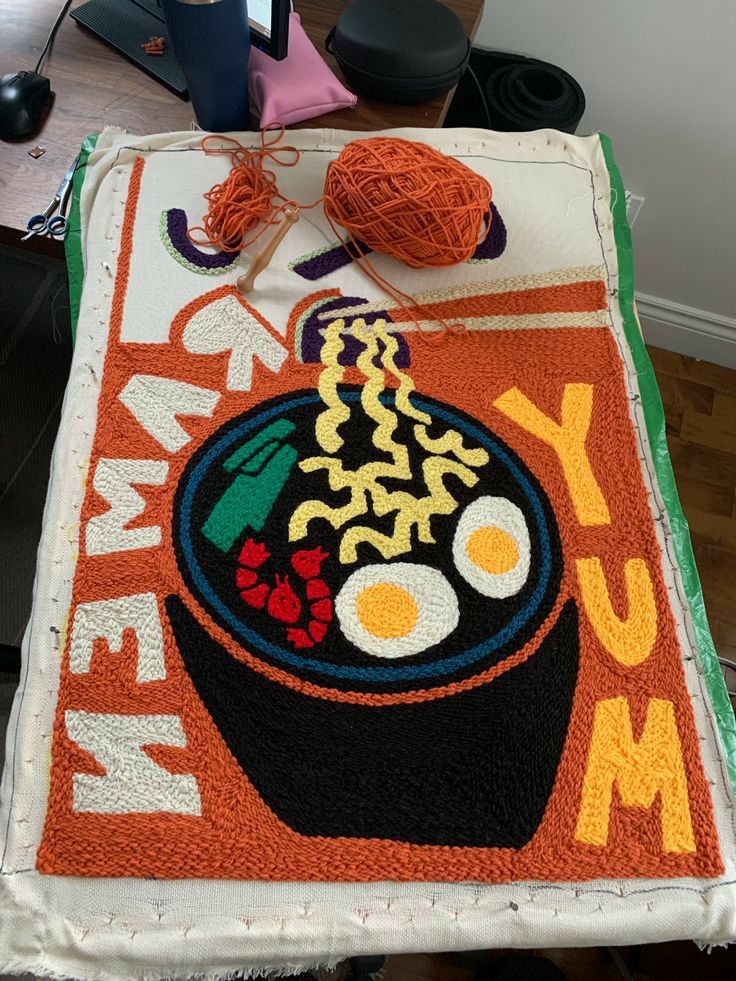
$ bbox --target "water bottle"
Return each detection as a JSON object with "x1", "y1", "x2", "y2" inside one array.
[{"x1": 161, "y1": 0, "x2": 251, "y2": 132}]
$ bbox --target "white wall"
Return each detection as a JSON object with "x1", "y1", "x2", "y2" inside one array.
[{"x1": 476, "y1": 1, "x2": 736, "y2": 363}]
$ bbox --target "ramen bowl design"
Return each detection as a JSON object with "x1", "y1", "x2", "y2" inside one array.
[{"x1": 170, "y1": 380, "x2": 577, "y2": 848}]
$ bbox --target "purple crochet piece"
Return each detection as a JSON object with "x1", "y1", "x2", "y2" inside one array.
[
  {"x1": 291, "y1": 239, "x2": 372, "y2": 280},
  {"x1": 290, "y1": 205, "x2": 507, "y2": 282},
  {"x1": 473, "y1": 204, "x2": 507, "y2": 261},
  {"x1": 166, "y1": 209, "x2": 239, "y2": 270},
  {"x1": 301, "y1": 295, "x2": 410, "y2": 368}
]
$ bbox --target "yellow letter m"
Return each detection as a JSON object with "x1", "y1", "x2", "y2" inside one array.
[{"x1": 575, "y1": 697, "x2": 695, "y2": 853}]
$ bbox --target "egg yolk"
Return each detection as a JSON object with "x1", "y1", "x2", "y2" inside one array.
[
  {"x1": 466, "y1": 526, "x2": 519, "y2": 575},
  {"x1": 356, "y1": 583, "x2": 419, "y2": 639}
]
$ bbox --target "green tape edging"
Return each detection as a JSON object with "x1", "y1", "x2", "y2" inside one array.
[
  {"x1": 64, "y1": 133, "x2": 99, "y2": 345},
  {"x1": 599, "y1": 132, "x2": 736, "y2": 791}
]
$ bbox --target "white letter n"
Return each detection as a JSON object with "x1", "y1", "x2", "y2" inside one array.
[{"x1": 66, "y1": 711, "x2": 201, "y2": 815}]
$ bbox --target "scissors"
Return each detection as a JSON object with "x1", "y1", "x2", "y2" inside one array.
[{"x1": 22, "y1": 153, "x2": 80, "y2": 241}]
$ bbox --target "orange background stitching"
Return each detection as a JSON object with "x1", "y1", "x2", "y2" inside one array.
[{"x1": 37, "y1": 157, "x2": 723, "y2": 881}]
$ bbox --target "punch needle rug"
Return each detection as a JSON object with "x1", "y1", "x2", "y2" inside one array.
[{"x1": 1, "y1": 128, "x2": 736, "y2": 975}]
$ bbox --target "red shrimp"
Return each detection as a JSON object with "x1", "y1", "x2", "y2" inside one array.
[{"x1": 235, "y1": 539, "x2": 333, "y2": 649}]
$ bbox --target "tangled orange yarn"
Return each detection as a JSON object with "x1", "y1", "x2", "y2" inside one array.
[
  {"x1": 190, "y1": 129, "x2": 494, "y2": 336},
  {"x1": 188, "y1": 129, "x2": 304, "y2": 252},
  {"x1": 191, "y1": 129, "x2": 492, "y2": 263},
  {"x1": 323, "y1": 137, "x2": 492, "y2": 268}
]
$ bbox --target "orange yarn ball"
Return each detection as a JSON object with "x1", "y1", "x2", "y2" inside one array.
[{"x1": 323, "y1": 137, "x2": 493, "y2": 269}]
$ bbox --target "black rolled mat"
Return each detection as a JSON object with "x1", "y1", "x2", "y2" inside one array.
[
  {"x1": 486, "y1": 57, "x2": 586, "y2": 134},
  {"x1": 445, "y1": 49, "x2": 586, "y2": 135}
]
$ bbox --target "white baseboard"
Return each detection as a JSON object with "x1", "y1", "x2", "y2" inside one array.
[{"x1": 635, "y1": 292, "x2": 736, "y2": 369}]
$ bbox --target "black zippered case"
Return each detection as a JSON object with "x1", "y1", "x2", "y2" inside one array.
[{"x1": 326, "y1": 0, "x2": 470, "y2": 106}]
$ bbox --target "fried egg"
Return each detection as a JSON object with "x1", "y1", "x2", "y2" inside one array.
[
  {"x1": 335, "y1": 563, "x2": 459, "y2": 658},
  {"x1": 453, "y1": 496, "x2": 530, "y2": 598}
]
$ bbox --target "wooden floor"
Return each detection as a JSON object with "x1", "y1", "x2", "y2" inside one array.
[
  {"x1": 380, "y1": 346, "x2": 736, "y2": 980},
  {"x1": 648, "y1": 347, "x2": 736, "y2": 688}
]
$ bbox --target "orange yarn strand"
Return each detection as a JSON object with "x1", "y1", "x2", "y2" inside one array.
[{"x1": 190, "y1": 130, "x2": 493, "y2": 337}]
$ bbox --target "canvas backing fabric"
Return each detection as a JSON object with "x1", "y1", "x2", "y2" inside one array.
[{"x1": 1, "y1": 126, "x2": 735, "y2": 978}]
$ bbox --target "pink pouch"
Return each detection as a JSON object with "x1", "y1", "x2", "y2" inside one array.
[{"x1": 248, "y1": 13, "x2": 357, "y2": 128}]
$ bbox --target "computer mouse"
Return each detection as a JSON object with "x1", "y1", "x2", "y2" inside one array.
[{"x1": 0, "y1": 71, "x2": 51, "y2": 139}]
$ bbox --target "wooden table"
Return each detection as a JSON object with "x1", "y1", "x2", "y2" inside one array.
[{"x1": 0, "y1": 0, "x2": 484, "y2": 256}]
